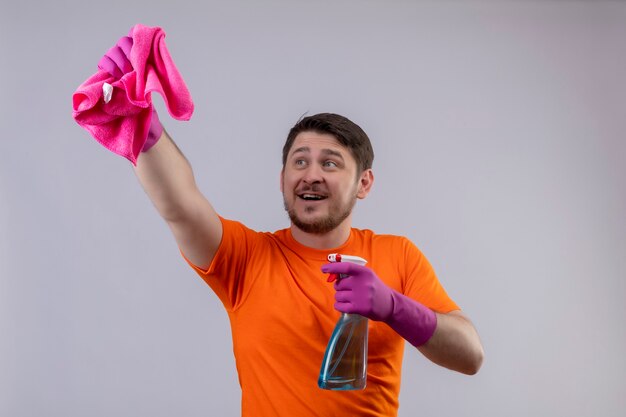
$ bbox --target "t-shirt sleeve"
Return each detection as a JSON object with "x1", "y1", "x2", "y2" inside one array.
[
  {"x1": 180, "y1": 217, "x2": 259, "y2": 311},
  {"x1": 401, "y1": 238, "x2": 460, "y2": 313}
]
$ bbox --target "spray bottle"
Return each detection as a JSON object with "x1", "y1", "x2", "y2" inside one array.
[{"x1": 318, "y1": 253, "x2": 369, "y2": 390}]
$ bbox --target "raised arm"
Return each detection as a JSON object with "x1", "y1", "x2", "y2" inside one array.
[
  {"x1": 134, "y1": 129, "x2": 222, "y2": 270},
  {"x1": 82, "y1": 31, "x2": 222, "y2": 269}
]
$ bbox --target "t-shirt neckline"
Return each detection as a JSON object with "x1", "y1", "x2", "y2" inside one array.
[{"x1": 284, "y1": 227, "x2": 355, "y2": 262}]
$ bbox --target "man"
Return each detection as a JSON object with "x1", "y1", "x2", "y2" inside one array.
[{"x1": 93, "y1": 33, "x2": 484, "y2": 417}]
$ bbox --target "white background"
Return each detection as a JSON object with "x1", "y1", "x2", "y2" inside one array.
[{"x1": 1, "y1": 1, "x2": 624, "y2": 416}]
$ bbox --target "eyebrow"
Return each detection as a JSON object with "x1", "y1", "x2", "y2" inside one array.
[{"x1": 291, "y1": 146, "x2": 345, "y2": 160}]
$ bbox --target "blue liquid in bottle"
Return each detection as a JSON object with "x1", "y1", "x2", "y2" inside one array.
[{"x1": 318, "y1": 254, "x2": 368, "y2": 391}]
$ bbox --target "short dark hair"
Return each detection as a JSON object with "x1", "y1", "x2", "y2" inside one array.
[{"x1": 282, "y1": 113, "x2": 374, "y2": 173}]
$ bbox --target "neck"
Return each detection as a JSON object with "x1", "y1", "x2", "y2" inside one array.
[{"x1": 290, "y1": 218, "x2": 352, "y2": 250}]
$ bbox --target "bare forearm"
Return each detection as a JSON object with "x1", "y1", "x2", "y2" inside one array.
[
  {"x1": 417, "y1": 311, "x2": 484, "y2": 375},
  {"x1": 132, "y1": 129, "x2": 222, "y2": 268},
  {"x1": 133, "y1": 129, "x2": 199, "y2": 221}
]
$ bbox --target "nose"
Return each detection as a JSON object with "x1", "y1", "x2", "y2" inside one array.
[{"x1": 302, "y1": 164, "x2": 324, "y2": 185}]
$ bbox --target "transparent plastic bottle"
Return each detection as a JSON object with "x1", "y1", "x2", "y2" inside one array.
[{"x1": 318, "y1": 254, "x2": 369, "y2": 390}]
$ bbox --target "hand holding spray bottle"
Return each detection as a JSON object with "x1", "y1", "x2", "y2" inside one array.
[{"x1": 318, "y1": 254, "x2": 369, "y2": 390}]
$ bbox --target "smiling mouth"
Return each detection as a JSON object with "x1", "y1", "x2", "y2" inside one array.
[{"x1": 298, "y1": 193, "x2": 328, "y2": 201}]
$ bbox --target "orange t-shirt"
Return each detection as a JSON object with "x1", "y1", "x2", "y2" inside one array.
[{"x1": 183, "y1": 218, "x2": 459, "y2": 417}]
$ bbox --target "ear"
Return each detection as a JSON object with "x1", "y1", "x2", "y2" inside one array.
[
  {"x1": 356, "y1": 169, "x2": 374, "y2": 199},
  {"x1": 280, "y1": 168, "x2": 284, "y2": 193}
]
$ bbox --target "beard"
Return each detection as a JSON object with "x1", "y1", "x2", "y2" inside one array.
[{"x1": 283, "y1": 193, "x2": 357, "y2": 235}]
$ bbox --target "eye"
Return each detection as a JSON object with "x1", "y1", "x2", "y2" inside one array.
[
  {"x1": 294, "y1": 159, "x2": 307, "y2": 167},
  {"x1": 323, "y1": 160, "x2": 338, "y2": 168}
]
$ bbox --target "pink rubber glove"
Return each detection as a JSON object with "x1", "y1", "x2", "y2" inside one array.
[
  {"x1": 97, "y1": 36, "x2": 163, "y2": 151},
  {"x1": 97, "y1": 36, "x2": 133, "y2": 79},
  {"x1": 322, "y1": 262, "x2": 438, "y2": 347}
]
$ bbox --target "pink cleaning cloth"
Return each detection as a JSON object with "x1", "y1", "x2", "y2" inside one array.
[{"x1": 72, "y1": 24, "x2": 194, "y2": 165}]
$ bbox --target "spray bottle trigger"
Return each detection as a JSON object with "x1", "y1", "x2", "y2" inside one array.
[{"x1": 327, "y1": 273, "x2": 339, "y2": 283}]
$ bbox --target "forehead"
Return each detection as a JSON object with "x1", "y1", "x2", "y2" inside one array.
[{"x1": 289, "y1": 131, "x2": 350, "y2": 157}]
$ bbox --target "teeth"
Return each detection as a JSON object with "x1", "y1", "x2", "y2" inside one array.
[{"x1": 301, "y1": 194, "x2": 324, "y2": 200}]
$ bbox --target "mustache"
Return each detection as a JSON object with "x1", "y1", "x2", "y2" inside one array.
[{"x1": 295, "y1": 184, "x2": 328, "y2": 194}]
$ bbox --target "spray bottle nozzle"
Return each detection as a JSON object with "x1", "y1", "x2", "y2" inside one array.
[{"x1": 326, "y1": 253, "x2": 368, "y2": 282}]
